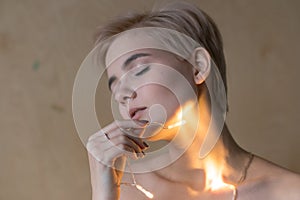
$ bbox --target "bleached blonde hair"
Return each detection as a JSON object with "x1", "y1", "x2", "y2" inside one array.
[{"x1": 94, "y1": 1, "x2": 228, "y2": 94}]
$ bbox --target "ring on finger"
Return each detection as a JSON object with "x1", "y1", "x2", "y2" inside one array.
[{"x1": 104, "y1": 132, "x2": 110, "y2": 140}]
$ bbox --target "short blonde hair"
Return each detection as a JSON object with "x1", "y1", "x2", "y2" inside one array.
[{"x1": 94, "y1": 1, "x2": 227, "y2": 94}]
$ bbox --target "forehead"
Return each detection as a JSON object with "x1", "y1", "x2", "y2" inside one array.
[
  {"x1": 105, "y1": 30, "x2": 164, "y2": 67},
  {"x1": 103, "y1": 27, "x2": 199, "y2": 69}
]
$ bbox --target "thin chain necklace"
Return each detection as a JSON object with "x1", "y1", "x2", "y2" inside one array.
[
  {"x1": 232, "y1": 152, "x2": 254, "y2": 200},
  {"x1": 119, "y1": 119, "x2": 254, "y2": 200},
  {"x1": 120, "y1": 159, "x2": 154, "y2": 198},
  {"x1": 121, "y1": 152, "x2": 254, "y2": 200},
  {"x1": 119, "y1": 121, "x2": 187, "y2": 198}
]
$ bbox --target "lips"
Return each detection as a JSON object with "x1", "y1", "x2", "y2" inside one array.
[{"x1": 129, "y1": 107, "x2": 147, "y2": 119}]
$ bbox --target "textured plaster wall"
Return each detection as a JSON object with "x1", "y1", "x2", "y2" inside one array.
[{"x1": 0, "y1": 0, "x2": 299, "y2": 199}]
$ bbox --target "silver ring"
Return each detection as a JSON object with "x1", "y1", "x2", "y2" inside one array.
[{"x1": 104, "y1": 132, "x2": 110, "y2": 140}]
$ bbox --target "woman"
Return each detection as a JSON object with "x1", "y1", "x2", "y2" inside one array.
[{"x1": 86, "y1": 2, "x2": 300, "y2": 200}]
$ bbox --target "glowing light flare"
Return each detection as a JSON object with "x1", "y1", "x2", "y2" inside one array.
[
  {"x1": 164, "y1": 120, "x2": 186, "y2": 129},
  {"x1": 170, "y1": 101, "x2": 201, "y2": 145},
  {"x1": 163, "y1": 107, "x2": 185, "y2": 129},
  {"x1": 121, "y1": 183, "x2": 154, "y2": 199},
  {"x1": 135, "y1": 184, "x2": 154, "y2": 199},
  {"x1": 181, "y1": 101, "x2": 200, "y2": 126},
  {"x1": 205, "y1": 159, "x2": 237, "y2": 199},
  {"x1": 150, "y1": 101, "x2": 197, "y2": 130}
]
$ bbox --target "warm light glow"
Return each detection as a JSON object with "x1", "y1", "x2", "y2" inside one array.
[
  {"x1": 179, "y1": 101, "x2": 236, "y2": 197},
  {"x1": 165, "y1": 120, "x2": 186, "y2": 129},
  {"x1": 164, "y1": 108, "x2": 185, "y2": 129},
  {"x1": 205, "y1": 159, "x2": 236, "y2": 192},
  {"x1": 135, "y1": 184, "x2": 154, "y2": 199}
]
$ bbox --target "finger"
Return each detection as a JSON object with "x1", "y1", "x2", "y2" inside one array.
[
  {"x1": 87, "y1": 135, "x2": 144, "y2": 166},
  {"x1": 101, "y1": 123, "x2": 148, "y2": 149},
  {"x1": 98, "y1": 144, "x2": 139, "y2": 167},
  {"x1": 126, "y1": 135, "x2": 148, "y2": 150},
  {"x1": 87, "y1": 129, "x2": 144, "y2": 154},
  {"x1": 88, "y1": 129, "x2": 107, "y2": 142},
  {"x1": 88, "y1": 120, "x2": 147, "y2": 142},
  {"x1": 88, "y1": 127, "x2": 146, "y2": 151},
  {"x1": 107, "y1": 128, "x2": 146, "y2": 148},
  {"x1": 109, "y1": 135, "x2": 144, "y2": 155},
  {"x1": 102, "y1": 119, "x2": 149, "y2": 133},
  {"x1": 86, "y1": 138, "x2": 111, "y2": 155},
  {"x1": 107, "y1": 127, "x2": 148, "y2": 150}
]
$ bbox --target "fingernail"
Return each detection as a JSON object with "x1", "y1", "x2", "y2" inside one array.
[
  {"x1": 143, "y1": 141, "x2": 149, "y2": 147},
  {"x1": 138, "y1": 151, "x2": 145, "y2": 158}
]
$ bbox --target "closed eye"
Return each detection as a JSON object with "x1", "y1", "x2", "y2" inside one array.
[{"x1": 134, "y1": 65, "x2": 150, "y2": 76}]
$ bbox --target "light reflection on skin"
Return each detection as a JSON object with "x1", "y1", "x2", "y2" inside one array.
[
  {"x1": 108, "y1": 50, "x2": 216, "y2": 166},
  {"x1": 107, "y1": 50, "x2": 199, "y2": 141},
  {"x1": 74, "y1": 14, "x2": 300, "y2": 199},
  {"x1": 120, "y1": 103, "x2": 236, "y2": 199},
  {"x1": 105, "y1": 37, "x2": 237, "y2": 198}
]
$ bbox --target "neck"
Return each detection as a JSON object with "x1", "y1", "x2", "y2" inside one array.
[
  {"x1": 155, "y1": 94, "x2": 250, "y2": 191},
  {"x1": 157, "y1": 125, "x2": 249, "y2": 190}
]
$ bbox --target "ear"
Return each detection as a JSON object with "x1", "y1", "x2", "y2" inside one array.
[{"x1": 191, "y1": 47, "x2": 211, "y2": 85}]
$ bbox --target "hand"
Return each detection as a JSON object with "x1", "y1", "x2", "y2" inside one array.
[{"x1": 86, "y1": 120, "x2": 149, "y2": 200}]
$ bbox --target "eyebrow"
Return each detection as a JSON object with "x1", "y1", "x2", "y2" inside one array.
[
  {"x1": 108, "y1": 53, "x2": 151, "y2": 91},
  {"x1": 122, "y1": 53, "x2": 151, "y2": 69}
]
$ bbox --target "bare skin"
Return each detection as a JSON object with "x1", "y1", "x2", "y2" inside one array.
[
  {"x1": 118, "y1": 129, "x2": 300, "y2": 200},
  {"x1": 87, "y1": 48, "x2": 300, "y2": 200},
  {"x1": 88, "y1": 124, "x2": 300, "y2": 200}
]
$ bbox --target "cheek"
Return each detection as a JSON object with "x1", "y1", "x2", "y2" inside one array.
[
  {"x1": 138, "y1": 85, "x2": 181, "y2": 118},
  {"x1": 119, "y1": 105, "x2": 130, "y2": 119}
]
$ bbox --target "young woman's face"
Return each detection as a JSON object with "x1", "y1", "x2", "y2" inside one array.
[{"x1": 106, "y1": 48, "x2": 198, "y2": 140}]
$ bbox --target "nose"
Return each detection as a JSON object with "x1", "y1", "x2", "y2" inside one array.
[{"x1": 114, "y1": 82, "x2": 137, "y2": 105}]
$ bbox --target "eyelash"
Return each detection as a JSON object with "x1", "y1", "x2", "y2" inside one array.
[
  {"x1": 134, "y1": 65, "x2": 150, "y2": 76},
  {"x1": 110, "y1": 65, "x2": 150, "y2": 92}
]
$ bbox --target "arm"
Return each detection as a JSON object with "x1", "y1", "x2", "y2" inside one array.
[
  {"x1": 87, "y1": 120, "x2": 148, "y2": 200},
  {"x1": 88, "y1": 152, "x2": 123, "y2": 200}
]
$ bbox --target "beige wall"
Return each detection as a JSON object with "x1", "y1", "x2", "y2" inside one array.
[{"x1": 0, "y1": 0, "x2": 299, "y2": 199}]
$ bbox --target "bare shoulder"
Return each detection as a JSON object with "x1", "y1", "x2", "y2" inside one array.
[
  {"x1": 268, "y1": 167, "x2": 300, "y2": 200},
  {"x1": 246, "y1": 155, "x2": 300, "y2": 200}
]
